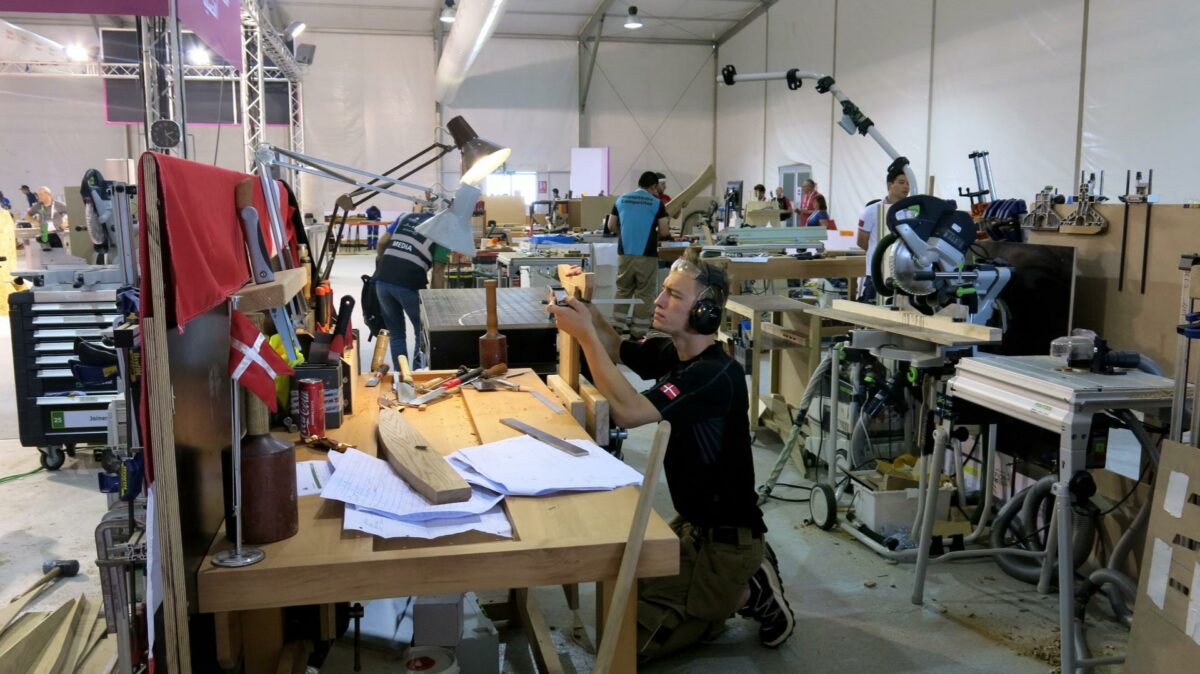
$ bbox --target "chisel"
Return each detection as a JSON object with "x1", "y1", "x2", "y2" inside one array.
[{"x1": 235, "y1": 179, "x2": 301, "y2": 362}]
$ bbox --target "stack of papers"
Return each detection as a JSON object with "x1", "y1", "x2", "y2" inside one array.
[
  {"x1": 448, "y1": 435, "x2": 644, "y2": 496},
  {"x1": 318, "y1": 448, "x2": 510, "y2": 540}
]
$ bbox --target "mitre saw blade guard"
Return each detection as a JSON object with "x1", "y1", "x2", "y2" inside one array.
[{"x1": 871, "y1": 195, "x2": 1011, "y2": 325}]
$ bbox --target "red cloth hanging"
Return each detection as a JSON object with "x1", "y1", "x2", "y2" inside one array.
[{"x1": 137, "y1": 151, "x2": 298, "y2": 329}]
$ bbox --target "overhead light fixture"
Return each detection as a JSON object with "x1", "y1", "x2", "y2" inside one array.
[
  {"x1": 65, "y1": 44, "x2": 90, "y2": 62},
  {"x1": 624, "y1": 6, "x2": 643, "y2": 29},
  {"x1": 446, "y1": 116, "x2": 511, "y2": 186},
  {"x1": 187, "y1": 46, "x2": 211, "y2": 65},
  {"x1": 285, "y1": 20, "x2": 306, "y2": 39},
  {"x1": 440, "y1": 0, "x2": 457, "y2": 24}
]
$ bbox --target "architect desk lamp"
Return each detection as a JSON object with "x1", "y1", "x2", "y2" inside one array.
[{"x1": 295, "y1": 116, "x2": 511, "y2": 282}]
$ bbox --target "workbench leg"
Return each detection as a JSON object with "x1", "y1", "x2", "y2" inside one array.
[
  {"x1": 515, "y1": 588, "x2": 564, "y2": 674},
  {"x1": 596, "y1": 578, "x2": 638, "y2": 673},
  {"x1": 562, "y1": 583, "x2": 580, "y2": 611},
  {"x1": 214, "y1": 611, "x2": 242, "y2": 671},
  {"x1": 749, "y1": 314, "x2": 763, "y2": 428},
  {"x1": 241, "y1": 607, "x2": 284, "y2": 674},
  {"x1": 848, "y1": 276, "x2": 857, "y2": 302},
  {"x1": 319, "y1": 603, "x2": 338, "y2": 642}
]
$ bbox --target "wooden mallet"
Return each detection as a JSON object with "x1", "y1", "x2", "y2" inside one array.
[{"x1": 478, "y1": 278, "x2": 507, "y2": 369}]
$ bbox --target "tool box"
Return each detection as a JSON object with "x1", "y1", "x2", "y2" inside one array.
[{"x1": 8, "y1": 288, "x2": 120, "y2": 469}]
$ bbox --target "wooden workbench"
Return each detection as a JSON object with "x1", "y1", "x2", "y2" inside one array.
[
  {"x1": 713, "y1": 255, "x2": 865, "y2": 428},
  {"x1": 196, "y1": 370, "x2": 679, "y2": 672},
  {"x1": 709, "y1": 254, "x2": 865, "y2": 297}
]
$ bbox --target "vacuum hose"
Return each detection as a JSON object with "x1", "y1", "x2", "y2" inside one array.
[{"x1": 991, "y1": 476, "x2": 1097, "y2": 584}]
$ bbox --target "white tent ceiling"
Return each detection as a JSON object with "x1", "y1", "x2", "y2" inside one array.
[{"x1": 271, "y1": 0, "x2": 764, "y2": 43}]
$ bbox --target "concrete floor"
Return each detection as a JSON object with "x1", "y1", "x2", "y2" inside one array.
[{"x1": 0, "y1": 252, "x2": 1129, "y2": 672}]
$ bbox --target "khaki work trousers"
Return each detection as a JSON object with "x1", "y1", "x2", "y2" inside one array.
[
  {"x1": 615, "y1": 254, "x2": 658, "y2": 338},
  {"x1": 636, "y1": 517, "x2": 764, "y2": 663}
]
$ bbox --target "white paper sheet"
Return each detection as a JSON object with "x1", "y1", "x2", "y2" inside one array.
[
  {"x1": 1103, "y1": 427, "x2": 1142, "y2": 481},
  {"x1": 1164, "y1": 471, "x2": 1190, "y2": 518},
  {"x1": 343, "y1": 503, "x2": 513, "y2": 540},
  {"x1": 448, "y1": 435, "x2": 643, "y2": 496},
  {"x1": 296, "y1": 460, "x2": 333, "y2": 496},
  {"x1": 320, "y1": 448, "x2": 503, "y2": 521}
]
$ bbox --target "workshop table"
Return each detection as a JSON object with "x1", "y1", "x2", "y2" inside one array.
[
  {"x1": 421, "y1": 287, "x2": 559, "y2": 373},
  {"x1": 196, "y1": 370, "x2": 679, "y2": 673},
  {"x1": 710, "y1": 254, "x2": 864, "y2": 298},
  {"x1": 712, "y1": 256, "x2": 864, "y2": 429},
  {"x1": 722, "y1": 294, "x2": 847, "y2": 429}
]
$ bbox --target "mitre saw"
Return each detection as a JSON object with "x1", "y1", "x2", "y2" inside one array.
[{"x1": 871, "y1": 195, "x2": 1011, "y2": 326}]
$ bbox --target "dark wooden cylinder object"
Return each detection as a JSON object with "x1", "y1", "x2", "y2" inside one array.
[{"x1": 478, "y1": 279, "x2": 508, "y2": 368}]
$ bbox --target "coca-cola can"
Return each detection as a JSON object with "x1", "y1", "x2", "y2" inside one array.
[{"x1": 298, "y1": 378, "x2": 325, "y2": 438}]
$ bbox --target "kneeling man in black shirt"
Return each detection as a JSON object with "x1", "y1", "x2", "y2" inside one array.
[{"x1": 548, "y1": 251, "x2": 795, "y2": 661}]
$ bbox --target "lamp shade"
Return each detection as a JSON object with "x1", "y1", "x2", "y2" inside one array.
[
  {"x1": 446, "y1": 116, "x2": 511, "y2": 185},
  {"x1": 415, "y1": 183, "x2": 482, "y2": 256}
]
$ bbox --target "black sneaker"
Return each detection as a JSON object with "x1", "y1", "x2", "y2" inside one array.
[{"x1": 738, "y1": 541, "x2": 795, "y2": 647}]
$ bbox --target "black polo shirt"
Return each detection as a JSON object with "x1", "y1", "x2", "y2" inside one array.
[{"x1": 620, "y1": 337, "x2": 766, "y2": 533}]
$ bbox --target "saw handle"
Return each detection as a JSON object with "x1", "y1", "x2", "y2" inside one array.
[{"x1": 236, "y1": 179, "x2": 275, "y2": 284}]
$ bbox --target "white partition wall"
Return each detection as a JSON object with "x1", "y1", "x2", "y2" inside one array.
[
  {"x1": 928, "y1": 0, "x2": 1083, "y2": 206},
  {"x1": 583, "y1": 41, "x2": 716, "y2": 198},
  {"x1": 717, "y1": 0, "x2": 1200, "y2": 233},
  {"x1": 300, "y1": 32, "x2": 436, "y2": 219},
  {"x1": 828, "y1": 0, "x2": 932, "y2": 230},
  {"x1": 1082, "y1": 0, "x2": 1200, "y2": 202},
  {"x1": 443, "y1": 37, "x2": 578, "y2": 189},
  {"x1": 715, "y1": 14, "x2": 766, "y2": 199},
  {"x1": 763, "y1": 0, "x2": 837, "y2": 208}
]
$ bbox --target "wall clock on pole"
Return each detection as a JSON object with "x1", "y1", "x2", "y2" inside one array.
[{"x1": 150, "y1": 119, "x2": 182, "y2": 149}]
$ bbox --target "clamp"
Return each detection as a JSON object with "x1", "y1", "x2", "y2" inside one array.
[{"x1": 1177, "y1": 311, "x2": 1200, "y2": 339}]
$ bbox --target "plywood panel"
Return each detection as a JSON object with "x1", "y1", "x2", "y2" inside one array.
[{"x1": 1028, "y1": 203, "x2": 1200, "y2": 373}]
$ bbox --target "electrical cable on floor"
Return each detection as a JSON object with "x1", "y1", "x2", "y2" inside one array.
[{"x1": 0, "y1": 467, "x2": 44, "y2": 485}]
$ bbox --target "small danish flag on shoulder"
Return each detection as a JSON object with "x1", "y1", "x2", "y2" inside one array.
[{"x1": 659, "y1": 382, "x2": 680, "y2": 400}]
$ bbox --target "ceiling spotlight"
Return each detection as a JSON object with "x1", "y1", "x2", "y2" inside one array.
[
  {"x1": 440, "y1": 1, "x2": 457, "y2": 24},
  {"x1": 624, "y1": 6, "x2": 643, "y2": 29},
  {"x1": 65, "y1": 44, "x2": 90, "y2": 62},
  {"x1": 285, "y1": 20, "x2": 306, "y2": 39},
  {"x1": 187, "y1": 46, "x2": 211, "y2": 65}
]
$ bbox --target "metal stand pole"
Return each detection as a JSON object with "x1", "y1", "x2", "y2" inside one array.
[
  {"x1": 911, "y1": 425, "x2": 948, "y2": 604},
  {"x1": 826, "y1": 343, "x2": 840, "y2": 488},
  {"x1": 214, "y1": 299, "x2": 265, "y2": 569}
]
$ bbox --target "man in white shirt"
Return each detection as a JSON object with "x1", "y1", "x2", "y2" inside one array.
[{"x1": 857, "y1": 166, "x2": 911, "y2": 299}]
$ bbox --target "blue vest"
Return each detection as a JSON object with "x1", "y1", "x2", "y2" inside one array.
[{"x1": 615, "y1": 188, "x2": 661, "y2": 257}]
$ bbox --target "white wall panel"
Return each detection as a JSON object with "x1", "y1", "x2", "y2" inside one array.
[
  {"x1": 1082, "y1": 0, "x2": 1200, "y2": 202},
  {"x1": 0, "y1": 76, "x2": 127, "y2": 206},
  {"x1": 300, "y1": 32, "x2": 435, "y2": 218},
  {"x1": 764, "y1": 0, "x2": 837, "y2": 202},
  {"x1": 828, "y1": 0, "x2": 932, "y2": 232},
  {"x1": 0, "y1": 25, "x2": 125, "y2": 201},
  {"x1": 928, "y1": 0, "x2": 1082, "y2": 205},
  {"x1": 444, "y1": 38, "x2": 578, "y2": 175},
  {"x1": 715, "y1": 12, "x2": 765, "y2": 201},
  {"x1": 584, "y1": 42, "x2": 715, "y2": 197}
]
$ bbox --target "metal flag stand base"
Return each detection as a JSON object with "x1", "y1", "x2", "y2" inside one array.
[
  {"x1": 212, "y1": 547, "x2": 265, "y2": 568},
  {"x1": 214, "y1": 297, "x2": 265, "y2": 569}
]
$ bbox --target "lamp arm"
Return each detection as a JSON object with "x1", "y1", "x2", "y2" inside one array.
[
  {"x1": 260, "y1": 145, "x2": 440, "y2": 197},
  {"x1": 347, "y1": 141, "x2": 453, "y2": 201},
  {"x1": 269, "y1": 159, "x2": 425, "y2": 205}
]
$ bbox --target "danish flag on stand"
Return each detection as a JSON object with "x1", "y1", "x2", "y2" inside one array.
[{"x1": 230, "y1": 310, "x2": 293, "y2": 411}]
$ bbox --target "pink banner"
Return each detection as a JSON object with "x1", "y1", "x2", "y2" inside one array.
[
  {"x1": 0, "y1": 0, "x2": 166, "y2": 12},
  {"x1": 179, "y1": 0, "x2": 243, "y2": 71}
]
